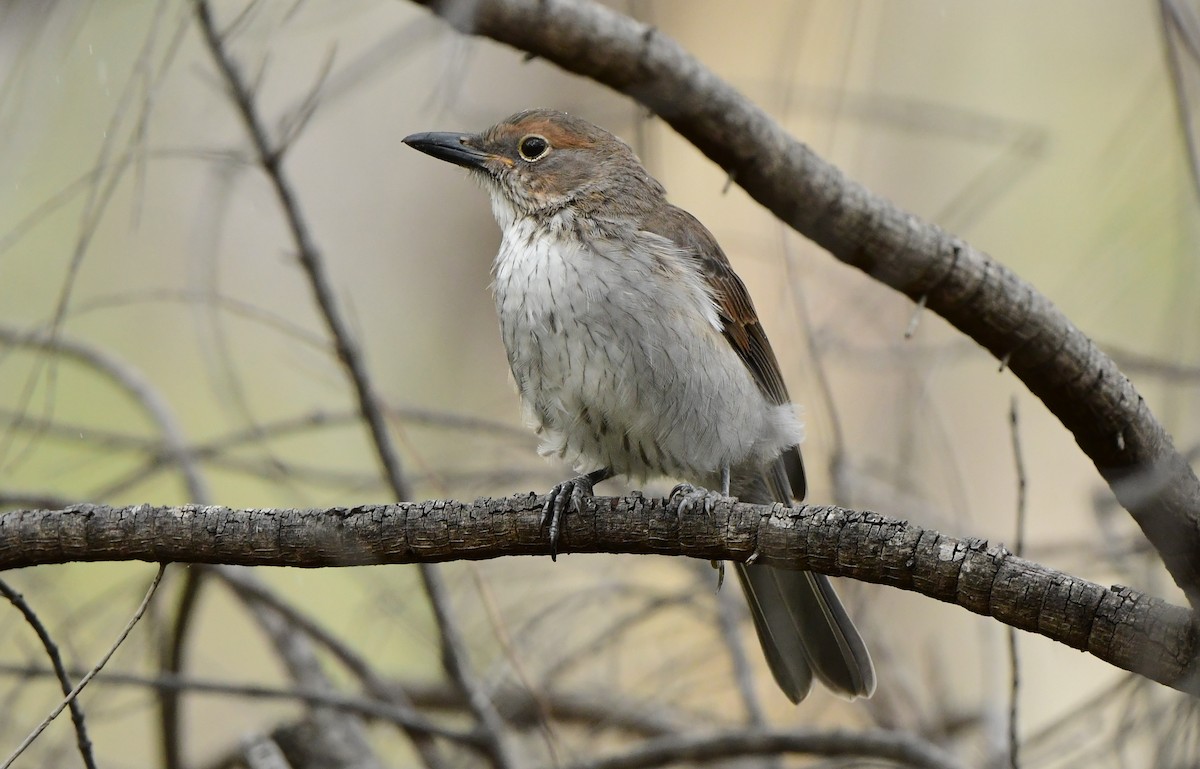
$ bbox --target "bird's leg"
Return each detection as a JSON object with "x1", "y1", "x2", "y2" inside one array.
[
  {"x1": 543, "y1": 467, "x2": 614, "y2": 560},
  {"x1": 713, "y1": 463, "x2": 730, "y2": 589}
]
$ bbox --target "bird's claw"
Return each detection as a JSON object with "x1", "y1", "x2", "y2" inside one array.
[
  {"x1": 711, "y1": 559, "x2": 726, "y2": 591},
  {"x1": 669, "y1": 482, "x2": 724, "y2": 517},
  {"x1": 671, "y1": 483, "x2": 728, "y2": 590},
  {"x1": 542, "y1": 474, "x2": 595, "y2": 561}
]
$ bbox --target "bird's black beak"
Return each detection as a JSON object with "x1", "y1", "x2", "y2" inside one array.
[{"x1": 402, "y1": 131, "x2": 491, "y2": 170}]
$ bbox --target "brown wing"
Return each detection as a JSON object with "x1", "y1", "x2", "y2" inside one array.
[
  {"x1": 641, "y1": 205, "x2": 806, "y2": 500},
  {"x1": 640, "y1": 208, "x2": 878, "y2": 700}
]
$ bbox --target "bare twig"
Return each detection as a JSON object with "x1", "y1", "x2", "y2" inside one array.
[
  {"x1": 418, "y1": 564, "x2": 517, "y2": 767},
  {"x1": 470, "y1": 567, "x2": 560, "y2": 763},
  {"x1": 191, "y1": 1, "x2": 409, "y2": 502},
  {"x1": 213, "y1": 565, "x2": 449, "y2": 769},
  {"x1": 190, "y1": 5, "x2": 519, "y2": 767},
  {"x1": 232, "y1": 567, "x2": 386, "y2": 769},
  {"x1": 2, "y1": 0, "x2": 185, "y2": 470},
  {"x1": 1108, "y1": 344, "x2": 1200, "y2": 383},
  {"x1": 159, "y1": 569, "x2": 205, "y2": 769},
  {"x1": 555, "y1": 727, "x2": 966, "y2": 769},
  {"x1": 715, "y1": 581, "x2": 767, "y2": 726},
  {"x1": 0, "y1": 662, "x2": 479, "y2": 745},
  {"x1": 1, "y1": 564, "x2": 167, "y2": 769},
  {"x1": 0, "y1": 579, "x2": 98, "y2": 769},
  {"x1": 1007, "y1": 397, "x2": 1028, "y2": 769},
  {"x1": 1160, "y1": 0, "x2": 1200, "y2": 204},
  {"x1": 0, "y1": 662, "x2": 687, "y2": 740},
  {"x1": 0, "y1": 325, "x2": 211, "y2": 769},
  {"x1": 0, "y1": 325, "x2": 209, "y2": 502}
]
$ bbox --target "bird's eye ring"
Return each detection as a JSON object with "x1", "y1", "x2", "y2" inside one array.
[{"x1": 518, "y1": 135, "x2": 550, "y2": 161}]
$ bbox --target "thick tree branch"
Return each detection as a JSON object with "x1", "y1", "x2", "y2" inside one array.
[
  {"x1": 407, "y1": 0, "x2": 1200, "y2": 609},
  {"x1": 2, "y1": 496, "x2": 1196, "y2": 695}
]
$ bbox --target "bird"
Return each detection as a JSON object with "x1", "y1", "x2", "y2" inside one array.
[{"x1": 403, "y1": 109, "x2": 875, "y2": 702}]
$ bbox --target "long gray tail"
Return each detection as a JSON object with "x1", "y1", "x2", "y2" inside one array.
[
  {"x1": 731, "y1": 449, "x2": 875, "y2": 702},
  {"x1": 735, "y1": 564, "x2": 874, "y2": 701}
]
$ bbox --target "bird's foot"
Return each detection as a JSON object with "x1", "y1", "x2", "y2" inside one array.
[
  {"x1": 670, "y1": 483, "x2": 729, "y2": 589},
  {"x1": 668, "y1": 483, "x2": 725, "y2": 516},
  {"x1": 542, "y1": 468, "x2": 612, "y2": 561}
]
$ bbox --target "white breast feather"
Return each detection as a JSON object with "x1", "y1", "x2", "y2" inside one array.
[{"x1": 490, "y1": 205, "x2": 803, "y2": 482}]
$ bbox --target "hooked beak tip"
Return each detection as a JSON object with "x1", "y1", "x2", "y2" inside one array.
[{"x1": 403, "y1": 131, "x2": 490, "y2": 171}]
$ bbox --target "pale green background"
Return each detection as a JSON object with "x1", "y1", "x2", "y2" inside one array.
[{"x1": 1, "y1": 1, "x2": 1196, "y2": 766}]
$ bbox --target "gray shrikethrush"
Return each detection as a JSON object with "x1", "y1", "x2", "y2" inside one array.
[{"x1": 404, "y1": 109, "x2": 875, "y2": 702}]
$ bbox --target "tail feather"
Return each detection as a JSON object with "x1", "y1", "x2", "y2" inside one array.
[
  {"x1": 731, "y1": 451, "x2": 876, "y2": 701},
  {"x1": 735, "y1": 563, "x2": 813, "y2": 702}
]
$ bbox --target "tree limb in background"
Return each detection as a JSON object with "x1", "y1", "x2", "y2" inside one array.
[
  {"x1": 407, "y1": 0, "x2": 1200, "y2": 610},
  {"x1": 192, "y1": 4, "x2": 515, "y2": 768},
  {"x1": 0, "y1": 580, "x2": 97, "y2": 769}
]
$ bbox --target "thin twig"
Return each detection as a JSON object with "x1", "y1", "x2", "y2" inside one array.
[
  {"x1": 1007, "y1": 397, "x2": 1028, "y2": 769},
  {"x1": 190, "y1": 5, "x2": 517, "y2": 767},
  {"x1": 715, "y1": 581, "x2": 767, "y2": 726},
  {"x1": 0, "y1": 325, "x2": 209, "y2": 503},
  {"x1": 556, "y1": 727, "x2": 967, "y2": 769},
  {"x1": 0, "y1": 661, "x2": 688, "y2": 740},
  {"x1": 0, "y1": 661, "x2": 480, "y2": 745},
  {"x1": 1160, "y1": 0, "x2": 1200, "y2": 204},
  {"x1": 190, "y1": 0, "x2": 410, "y2": 502},
  {"x1": 419, "y1": 564, "x2": 517, "y2": 767},
  {"x1": 234, "y1": 569, "x2": 386, "y2": 769},
  {"x1": 470, "y1": 567, "x2": 560, "y2": 763},
  {"x1": 159, "y1": 569, "x2": 205, "y2": 769},
  {"x1": 1, "y1": 0, "x2": 184, "y2": 472},
  {"x1": 212, "y1": 566, "x2": 449, "y2": 769},
  {"x1": 0, "y1": 579, "x2": 98, "y2": 769},
  {"x1": 1108, "y1": 344, "x2": 1200, "y2": 383},
  {"x1": 0, "y1": 326, "x2": 209, "y2": 769},
  {"x1": 1, "y1": 564, "x2": 167, "y2": 769}
]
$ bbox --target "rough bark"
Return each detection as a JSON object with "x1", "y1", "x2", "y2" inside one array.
[
  {"x1": 408, "y1": 0, "x2": 1200, "y2": 611},
  {"x1": 2, "y1": 497, "x2": 1196, "y2": 695}
]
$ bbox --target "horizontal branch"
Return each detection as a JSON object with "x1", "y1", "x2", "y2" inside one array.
[
  {"x1": 2, "y1": 495, "x2": 1196, "y2": 695},
  {"x1": 561, "y1": 727, "x2": 964, "y2": 769},
  {"x1": 0, "y1": 661, "x2": 965, "y2": 769},
  {"x1": 408, "y1": 0, "x2": 1200, "y2": 610}
]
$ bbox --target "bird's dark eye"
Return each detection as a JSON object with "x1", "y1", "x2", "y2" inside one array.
[{"x1": 518, "y1": 135, "x2": 550, "y2": 161}]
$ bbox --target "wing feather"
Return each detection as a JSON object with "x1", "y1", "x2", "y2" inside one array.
[{"x1": 640, "y1": 205, "x2": 806, "y2": 500}]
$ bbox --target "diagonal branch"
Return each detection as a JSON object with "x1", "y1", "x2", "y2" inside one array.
[
  {"x1": 0, "y1": 580, "x2": 98, "y2": 769},
  {"x1": 191, "y1": 5, "x2": 515, "y2": 768},
  {"x1": 191, "y1": 0, "x2": 409, "y2": 503},
  {"x1": 406, "y1": 0, "x2": 1200, "y2": 609},
  {"x1": 1, "y1": 496, "x2": 1196, "y2": 696}
]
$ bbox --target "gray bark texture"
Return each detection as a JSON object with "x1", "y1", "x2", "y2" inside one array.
[
  {"x1": 409, "y1": 0, "x2": 1200, "y2": 612},
  {"x1": 2, "y1": 497, "x2": 1196, "y2": 695}
]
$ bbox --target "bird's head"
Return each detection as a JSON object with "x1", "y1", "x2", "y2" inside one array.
[{"x1": 403, "y1": 109, "x2": 664, "y2": 223}]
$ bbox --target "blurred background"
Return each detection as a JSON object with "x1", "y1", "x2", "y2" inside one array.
[{"x1": 1, "y1": 0, "x2": 1199, "y2": 766}]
